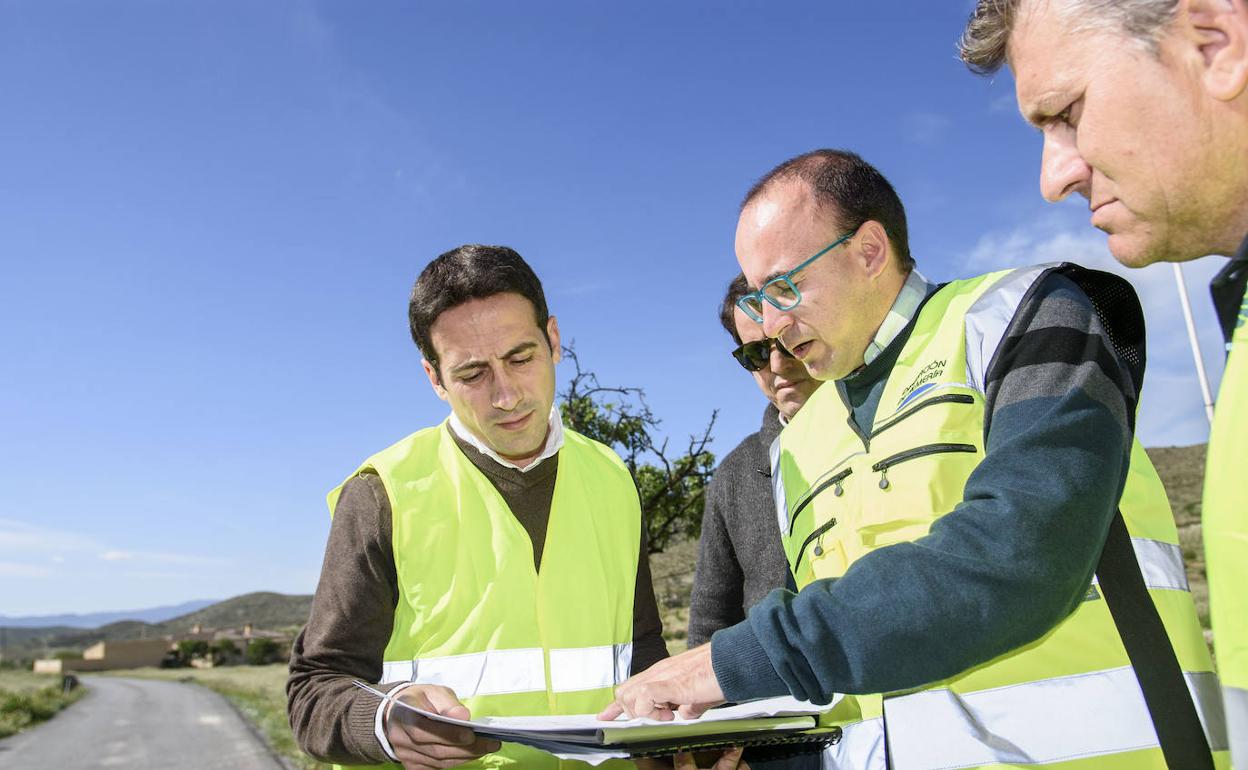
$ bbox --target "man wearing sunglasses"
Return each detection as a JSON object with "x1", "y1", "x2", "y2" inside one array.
[
  {"x1": 687, "y1": 275, "x2": 820, "y2": 652},
  {"x1": 600, "y1": 149, "x2": 1220, "y2": 769}
]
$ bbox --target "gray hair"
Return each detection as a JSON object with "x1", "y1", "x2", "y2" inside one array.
[{"x1": 959, "y1": 0, "x2": 1180, "y2": 74}]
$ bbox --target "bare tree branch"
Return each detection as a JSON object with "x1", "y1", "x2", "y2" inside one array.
[{"x1": 558, "y1": 344, "x2": 718, "y2": 554}]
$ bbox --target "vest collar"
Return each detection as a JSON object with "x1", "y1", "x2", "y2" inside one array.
[
  {"x1": 862, "y1": 268, "x2": 934, "y2": 367},
  {"x1": 1210, "y1": 236, "x2": 1248, "y2": 346}
]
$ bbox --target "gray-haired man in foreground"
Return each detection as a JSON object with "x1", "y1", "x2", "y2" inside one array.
[{"x1": 960, "y1": 0, "x2": 1248, "y2": 765}]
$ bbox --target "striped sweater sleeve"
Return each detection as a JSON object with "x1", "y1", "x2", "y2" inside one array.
[{"x1": 711, "y1": 272, "x2": 1138, "y2": 703}]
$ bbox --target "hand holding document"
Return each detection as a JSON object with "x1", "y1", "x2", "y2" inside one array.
[
  {"x1": 376, "y1": 683, "x2": 501, "y2": 769},
  {"x1": 355, "y1": 681, "x2": 838, "y2": 766}
]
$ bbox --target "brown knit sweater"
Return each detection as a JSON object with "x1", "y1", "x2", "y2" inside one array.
[{"x1": 286, "y1": 428, "x2": 668, "y2": 765}]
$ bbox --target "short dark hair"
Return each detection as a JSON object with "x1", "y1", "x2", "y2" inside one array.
[
  {"x1": 408, "y1": 244, "x2": 551, "y2": 370},
  {"x1": 719, "y1": 273, "x2": 750, "y2": 345},
  {"x1": 741, "y1": 149, "x2": 914, "y2": 270}
]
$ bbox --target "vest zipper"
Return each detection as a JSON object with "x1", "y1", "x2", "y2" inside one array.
[
  {"x1": 794, "y1": 516, "x2": 839, "y2": 573},
  {"x1": 872, "y1": 442, "x2": 977, "y2": 489},
  {"x1": 789, "y1": 467, "x2": 853, "y2": 535},
  {"x1": 871, "y1": 393, "x2": 975, "y2": 439}
]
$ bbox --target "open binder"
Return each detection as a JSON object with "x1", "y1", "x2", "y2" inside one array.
[{"x1": 356, "y1": 682, "x2": 840, "y2": 764}]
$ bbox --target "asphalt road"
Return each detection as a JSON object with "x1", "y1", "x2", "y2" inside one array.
[{"x1": 0, "y1": 676, "x2": 287, "y2": 769}]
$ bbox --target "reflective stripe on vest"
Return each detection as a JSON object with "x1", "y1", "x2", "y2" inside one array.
[
  {"x1": 886, "y1": 666, "x2": 1228, "y2": 770},
  {"x1": 963, "y1": 264, "x2": 1049, "y2": 394},
  {"x1": 379, "y1": 643, "x2": 634, "y2": 697},
  {"x1": 1089, "y1": 538, "x2": 1188, "y2": 592},
  {"x1": 1226, "y1": 685, "x2": 1248, "y2": 767},
  {"x1": 819, "y1": 716, "x2": 885, "y2": 770}
]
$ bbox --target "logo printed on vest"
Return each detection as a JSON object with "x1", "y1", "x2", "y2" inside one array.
[{"x1": 897, "y1": 359, "x2": 947, "y2": 408}]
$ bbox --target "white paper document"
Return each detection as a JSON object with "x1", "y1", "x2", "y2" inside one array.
[{"x1": 355, "y1": 681, "x2": 828, "y2": 766}]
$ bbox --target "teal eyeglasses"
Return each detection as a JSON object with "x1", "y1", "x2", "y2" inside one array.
[{"x1": 736, "y1": 230, "x2": 855, "y2": 323}]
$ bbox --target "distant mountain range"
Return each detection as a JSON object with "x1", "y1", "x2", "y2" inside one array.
[
  {"x1": 0, "y1": 592, "x2": 313, "y2": 662},
  {"x1": 0, "y1": 599, "x2": 218, "y2": 629}
]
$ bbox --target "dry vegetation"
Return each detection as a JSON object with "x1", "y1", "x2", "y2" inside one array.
[
  {"x1": 1146, "y1": 445, "x2": 1209, "y2": 630},
  {"x1": 0, "y1": 670, "x2": 86, "y2": 739}
]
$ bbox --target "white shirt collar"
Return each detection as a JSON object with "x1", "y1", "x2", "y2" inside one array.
[
  {"x1": 447, "y1": 404, "x2": 565, "y2": 473},
  {"x1": 862, "y1": 268, "x2": 933, "y2": 367}
]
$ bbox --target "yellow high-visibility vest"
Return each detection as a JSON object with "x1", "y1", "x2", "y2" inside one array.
[
  {"x1": 1204, "y1": 280, "x2": 1248, "y2": 768},
  {"x1": 776, "y1": 266, "x2": 1227, "y2": 769},
  {"x1": 327, "y1": 422, "x2": 640, "y2": 770}
]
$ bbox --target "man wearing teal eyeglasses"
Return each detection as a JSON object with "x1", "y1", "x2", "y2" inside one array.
[{"x1": 600, "y1": 149, "x2": 1222, "y2": 769}]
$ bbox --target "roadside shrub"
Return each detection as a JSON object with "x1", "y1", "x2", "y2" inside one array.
[
  {"x1": 245, "y1": 638, "x2": 280, "y2": 666},
  {"x1": 176, "y1": 640, "x2": 210, "y2": 665},
  {"x1": 0, "y1": 684, "x2": 84, "y2": 738}
]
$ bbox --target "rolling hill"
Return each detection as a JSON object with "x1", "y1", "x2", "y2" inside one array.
[{"x1": 0, "y1": 592, "x2": 312, "y2": 663}]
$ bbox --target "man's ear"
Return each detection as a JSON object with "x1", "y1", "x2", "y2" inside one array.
[
  {"x1": 421, "y1": 358, "x2": 449, "y2": 402},
  {"x1": 546, "y1": 315, "x2": 562, "y2": 364},
  {"x1": 856, "y1": 221, "x2": 893, "y2": 279},
  {"x1": 1183, "y1": 0, "x2": 1248, "y2": 101}
]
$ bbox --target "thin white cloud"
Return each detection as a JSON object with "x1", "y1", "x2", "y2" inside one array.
[
  {"x1": 0, "y1": 519, "x2": 229, "y2": 570},
  {"x1": 0, "y1": 561, "x2": 53, "y2": 578},
  {"x1": 118, "y1": 550, "x2": 227, "y2": 567},
  {"x1": 904, "y1": 112, "x2": 953, "y2": 146},
  {"x1": 0, "y1": 518, "x2": 99, "y2": 555},
  {"x1": 121, "y1": 570, "x2": 196, "y2": 580},
  {"x1": 98, "y1": 549, "x2": 227, "y2": 566},
  {"x1": 989, "y1": 92, "x2": 1019, "y2": 114}
]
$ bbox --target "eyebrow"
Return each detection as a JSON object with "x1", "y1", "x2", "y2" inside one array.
[
  {"x1": 1021, "y1": 90, "x2": 1067, "y2": 127},
  {"x1": 448, "y1": 341, "x2": 540, "y2": 375},
  {"x1": 760, "y1": 259, "x2": 802, "y2": 285}
]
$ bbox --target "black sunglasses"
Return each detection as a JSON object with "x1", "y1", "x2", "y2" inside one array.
[{"x1": 731, "y1": 338, "x2": 794, "y2": 372}]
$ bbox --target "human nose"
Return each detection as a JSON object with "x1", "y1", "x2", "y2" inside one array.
[
  {"x1": 1039, "y1": 130, "x2": 1090, "y2": 203},
  {"x1": 760, "y1": 301, "x2": 791, "y2": 343},
  {"x1": 491, "y1": 368, "x2": 521, "y2": 411},
  {"x1": 769, "y1": 341, "x2": 791, "y2": 371}
]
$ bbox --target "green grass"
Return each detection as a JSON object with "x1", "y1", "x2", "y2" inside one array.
[
  {"x1": 0, "y1": 670, "x2": 86, "y2": 739},
  {"x1": 111, "y1": 665, "x2": 328, "y2": 770}
]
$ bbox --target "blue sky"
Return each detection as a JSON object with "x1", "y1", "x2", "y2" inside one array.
[{"x1": 0, "y1": 2, "x2": 1228, "y2": 616}]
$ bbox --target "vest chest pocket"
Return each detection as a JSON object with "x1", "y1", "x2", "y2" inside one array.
[
  {"x1": 857, "y1": 442, "x2": 979, "y2": 552},
  {"x1": 870, "y1": 442, "x2": 976, "y2": 489},
  {"x1": 788, "y1": 466, "x2": 853, "y2": 535},
  {"x1": 789, "y1": 467, "x2": 855, "y2": 580}
]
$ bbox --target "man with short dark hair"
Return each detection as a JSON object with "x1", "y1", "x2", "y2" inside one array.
[
  {"x1": 600, "y1": 150, "x2": 1222, "y2": 769},
  {"x1": 960, "y1": 0, "x2": 1248, "y2": 763},
  {"x1": 287, "y1": 244, "x2": 668, "y2": 770},
  {"x1": 686, "y1": 276, "x2": 819, "y2": 650}
]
